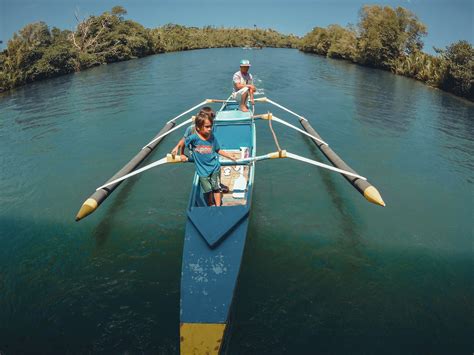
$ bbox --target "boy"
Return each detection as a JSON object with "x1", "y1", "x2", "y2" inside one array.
[
  {"x1": 171, "y1": 106, "x2": 215, "y2": 161},
  {"x1": 184, "y1": 113, "x2": 236, "y2": 206}
]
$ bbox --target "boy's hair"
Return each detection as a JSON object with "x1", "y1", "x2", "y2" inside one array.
[
  {"x1": 199, "y1": 106, "x2": 216, "y2": 120},
  {"x1": 195, "y1": 112, "x2": 213, "y2": 131}
]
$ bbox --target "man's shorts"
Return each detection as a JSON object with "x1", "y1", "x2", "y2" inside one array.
[
  {"x1": 232, "y1": 87, "x2": 249, "y2": 103},
  {"x1": 199, "y1": 170, "x2": 221, "y2": 194}
]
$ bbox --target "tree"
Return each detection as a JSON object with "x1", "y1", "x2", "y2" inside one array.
[
  {"x1": 111, "y1": 6, "x2": 127, "y2": 20},
  {"x1": 326, "y1": 25, "x2": 357, "y2": 60},
  {"x1": 355, "y1": 5, "x2": 427, "y2": 68},
  {"x1": 439, "y1": 40, "x2": 473, "y2": 99},
  {"x1": 300, "y1": 27, "x2": 331, "y2": 55}
]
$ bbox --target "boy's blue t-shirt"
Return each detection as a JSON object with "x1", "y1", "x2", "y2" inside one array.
[
  {"x1": 183, "y1": 125, "x2": 195, "y2": 139},
  {"x1": 184, "y1": 125, "x2": 195, "y2": 162},
  {"x1": 185, "y1": 133, "x2": 221, "y2": 177}
]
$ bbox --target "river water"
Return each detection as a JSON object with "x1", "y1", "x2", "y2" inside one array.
[{"x1": 0, "y1": 48, "x2": 472, "y2": 354}]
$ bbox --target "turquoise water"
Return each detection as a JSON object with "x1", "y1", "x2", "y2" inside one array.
[{"x1": 0, "y1": 48, "x2": 472, "y2": 354}]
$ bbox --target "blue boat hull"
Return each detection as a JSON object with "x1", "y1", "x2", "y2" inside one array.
[{"x1": 180, "y1": 104, "x2": 255, "y2": 354}]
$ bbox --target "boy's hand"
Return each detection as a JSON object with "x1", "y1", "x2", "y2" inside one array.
[
  {"x1": 180, "y1": 155, "x2": 188, "y2": 162},
  {"x1": 171, "y1": 147, "x2": 179, "y2": 157}
]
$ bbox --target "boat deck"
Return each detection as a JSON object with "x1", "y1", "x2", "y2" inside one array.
[{"x1": 221, "y1": 151, "x2": 250, "y2": 206}]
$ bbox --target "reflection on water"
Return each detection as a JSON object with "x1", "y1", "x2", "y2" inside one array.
[
  {"x1": 433, "y1": 95, "x2": 474, "y2": 177},
  {"x1": 352, "y1": 66, "x2": 421, "y2": 135},
  {"x1": 0, "y1": 48, "x2": 472, "y2": 354}
]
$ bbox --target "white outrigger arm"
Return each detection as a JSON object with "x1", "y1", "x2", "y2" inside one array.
[
  {"x1": 143, "y1": 117, "x2": 194, "y2": 149},
  {"x1": 96, "y1": 150, "x2": 366, "y2": 192},
  {"x1": 254, "y1": 97, "x2": 308, "y2": 122},
  {"x1": 96, "y1": 154, "x2": 185, "y2": 190},
  {"x1": 252, "y1": 98, "x2": 385, "y2": 207},
  {"x1": 253, "y1": 113, "x2": 328, "y2": 146},
  {"x1": 235, "y1": 151, "x2": 366, "y2": 180}
]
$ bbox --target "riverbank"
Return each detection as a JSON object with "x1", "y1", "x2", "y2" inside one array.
[
  {"x1": 0, "y1": 5, "x2": 472, "y2": 101},
  {"x1": 299, "y1": 6, "x2": 473, "y2": 101}
]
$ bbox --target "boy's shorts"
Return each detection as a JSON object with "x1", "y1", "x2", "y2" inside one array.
[{"x1": 199, "y1": 170, "x2": 221, "y2": 194}]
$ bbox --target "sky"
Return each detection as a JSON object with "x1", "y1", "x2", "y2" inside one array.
[{"x1": 0, "y1": 0, "x2": 472, "y2": 54}]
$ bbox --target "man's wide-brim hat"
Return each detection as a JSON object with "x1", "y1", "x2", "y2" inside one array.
[{"x1": 240, "y1": 59, "x2": 251, "y2": 67}]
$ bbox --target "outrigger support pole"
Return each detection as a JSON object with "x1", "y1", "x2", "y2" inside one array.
[
  {"x1": 298, "y1": 118, "x2": 385, "y2": 206},
  {"x1": 255, "y1": 97, "x2": 386, "y2": 207},
  {"x1": 75, "y1": 100, "x2": 209, "y2": 221}
]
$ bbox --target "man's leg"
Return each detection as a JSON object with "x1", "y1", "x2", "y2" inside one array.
[{"x1": 240, "y1": 91, "x2": 249, "y2": 112}]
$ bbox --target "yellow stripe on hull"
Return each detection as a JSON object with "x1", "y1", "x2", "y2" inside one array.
[{"x1": 180, "y1": 323, "x2": 226, "y2": 354}]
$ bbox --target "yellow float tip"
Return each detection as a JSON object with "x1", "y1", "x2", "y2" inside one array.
[
  {"x1": 363, "y1": 186, "x2": 386, "y2": 207},
  {"x1": 180, "y1": 322, "x2": 226, "y2": 354},
  {"x1": 75, "y1": 198, "x2": 98, "y2": 221}
]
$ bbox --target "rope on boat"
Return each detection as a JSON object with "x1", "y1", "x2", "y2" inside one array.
[
  {"x1": 266, "y1": 112, "x2": 283, "y2": 154},
  {"x1": 142, "y1": 117, "x2": 193, "y2": 150},
  {"x1": 166, "y1": 100, "x2": 208, "y2": 124}
]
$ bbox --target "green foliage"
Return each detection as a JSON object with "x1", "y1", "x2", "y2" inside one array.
[
  {"x1": 0, "y1": 7, "x2": 299, "y2": 93},
  {"x1": 326, "y1": 25, "x2": 357, "y2": 60},
  {"x1": 438, "y1": 40, "x2": 473, "y2": 99},
  {"x1": 391, "y1": 51, "x2": 446, "y2": 86},
  {"x1": 30, "y1": 44, "x2": 78, "y2": 80},
  {"x1": 149, "y1": 25, "x2": 298, "y2": 52},
  {"x1": 111, "y1": 6, "x2": 127, "y2": 20},
  {"x1": 300, "y1": 27, "x2": 331, "y2": 55},
  {"x1": 0, "y1": 5, "x2": 470, "y2": 101},
  {"x1": 298, "y1": 4, "x2": 472, "y2": 101},
  {"x1": 356, "y1": 5, "x2": 427, "y2": 68},
  {"x1": 300, "y1": 25, "x2": 357, "y2": 61}
]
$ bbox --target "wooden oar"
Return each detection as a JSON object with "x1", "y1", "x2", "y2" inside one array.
[{"x1": 96, "y1": 154, "x2": 185, "y2": 191}]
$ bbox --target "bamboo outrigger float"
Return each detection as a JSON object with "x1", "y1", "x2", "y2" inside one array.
[{"x1": 75, "y1": 95, "x2": 385, "y2": 354}]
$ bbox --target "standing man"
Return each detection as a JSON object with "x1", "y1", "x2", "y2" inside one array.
[{"x1": 232, "y1": 59, "x2": 256, "y2": 112}]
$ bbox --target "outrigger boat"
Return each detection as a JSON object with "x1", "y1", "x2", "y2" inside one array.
[{"x1": 76, "y1": 95, "x2": 385, "y2": 354}]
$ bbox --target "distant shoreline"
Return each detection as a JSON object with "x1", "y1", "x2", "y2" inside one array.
[{"x1": 0, "y1": 5, "x2": 471, "y2": 101}]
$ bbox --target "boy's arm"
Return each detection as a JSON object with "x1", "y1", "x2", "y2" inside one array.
[
  {"x1": 218, "y1": 150, "x2": 237, "y2": 161},
  {"x1": 171, "y1": 138, "x2": 185, "y2": 156}
]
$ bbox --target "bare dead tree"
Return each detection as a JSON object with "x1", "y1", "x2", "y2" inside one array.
[{"x1": 69, "y1": 9, "x2": 111, "y2": 53}]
